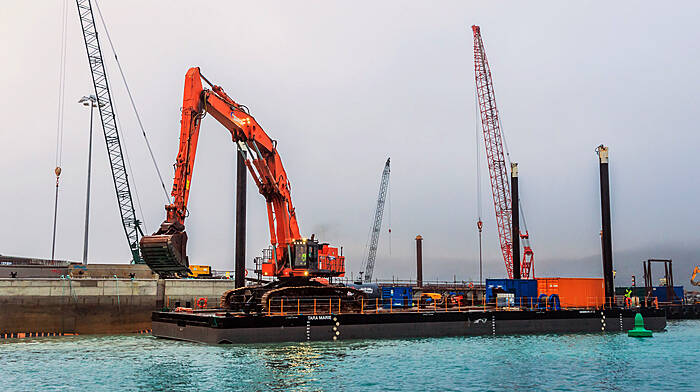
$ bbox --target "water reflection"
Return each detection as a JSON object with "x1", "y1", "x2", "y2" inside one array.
[
  {"x1": 254, "y1": 342, "x2": 343, "y2": 391},
  {"x1": 0, "y1": 322, "x2": 697, "y2": 391}
]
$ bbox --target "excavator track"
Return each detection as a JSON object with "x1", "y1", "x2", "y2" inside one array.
[
  {"x1": 220, "y1": 285, "x2": 266, "y2": 312},
  {"x1": 261, "y1": 285, "x2": 366, "y2": 314},
  {"x1": 219, "y1": 280, "x2": 367, "y2": 314}
]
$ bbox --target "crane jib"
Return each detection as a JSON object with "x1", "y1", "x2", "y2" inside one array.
[
  {"x1": 75, "y1": 0, "x2": 143, "y2": 263},
  {"x1": 361, "y1": 158, "x2": 390, "y2": 283},
  {"x1": 472, "y1": 25, "x2": 534, "y2": 279}
]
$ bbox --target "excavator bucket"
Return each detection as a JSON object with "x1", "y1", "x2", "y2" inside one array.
[{"x1": 139, "y1": 232, "x2": 191, "y2": 277}]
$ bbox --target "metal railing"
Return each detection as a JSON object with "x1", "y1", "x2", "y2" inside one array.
[
  {"x1": 0, "y1": 256, "x2": 71, "y2": 267},
  {"x1": 169, "y1": 295, "x2": 667, "y2": 315},
  {"x1": 336, "y1": 277, "x2": 485, "y2": 289}
]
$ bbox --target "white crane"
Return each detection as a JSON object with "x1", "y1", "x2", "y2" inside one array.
[{"x1": 358, "y1": 158, "x2": 391, "y2": 283}]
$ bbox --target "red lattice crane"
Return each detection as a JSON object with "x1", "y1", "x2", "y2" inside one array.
[{"x1": 472, "y1": 25, "x2": 534, "y2": 279}]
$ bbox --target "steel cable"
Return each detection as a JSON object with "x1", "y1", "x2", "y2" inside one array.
[
  {"x1": 51, "y1": 0, "x2": 69, "y2": 262},
  {"x1": 94, "y1": 0, "x2": 171, "y2": 205}
]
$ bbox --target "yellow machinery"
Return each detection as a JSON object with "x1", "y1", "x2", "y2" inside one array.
[
  {"x1": 188, "y1": 265, "x2": 212, "y2": 278},
  {"x1": 419, "y1": 292, "x2": 443, "y2": 306},
  {"x1": 692, "y1": 266, "x2": 699, "y2": 286}
]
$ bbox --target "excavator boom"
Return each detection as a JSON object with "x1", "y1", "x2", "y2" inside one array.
[{"x1": 140, "y1": 68, "x2": 344, "y2": 279}]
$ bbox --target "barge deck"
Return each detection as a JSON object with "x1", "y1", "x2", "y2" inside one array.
[{"x1": 152, "y1": 307, "x2": 666, "y2": 344}]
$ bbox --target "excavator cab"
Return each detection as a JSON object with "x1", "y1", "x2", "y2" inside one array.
[
  {"x1": 290, "y1": 239, "x2": 318, "y2": 270},
  {"x1": 261, "y1": 238, "x2": 345, "y2": 278}
]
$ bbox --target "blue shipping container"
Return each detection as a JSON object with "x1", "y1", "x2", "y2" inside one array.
[
  {"x1": 486, "y1": 279, "x2": 538, "y2": 306},
  {"x1": 381, "y1": 286, "x2": 413, "y2": 308},
  {"x1": 616, "y1": 286, "x2": 684, "y2": 303},
  {"x1": 652, "y1": 286, "x2": 684, "y2": 303}
]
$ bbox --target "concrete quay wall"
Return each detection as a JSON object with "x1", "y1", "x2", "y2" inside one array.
[{"x1": 0, "y1": 278, "x2": 235, "y2": 335}]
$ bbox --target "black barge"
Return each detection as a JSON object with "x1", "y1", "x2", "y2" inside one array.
[{"x1": 151, "y1": 307, "x2": 666, "y2": 344}]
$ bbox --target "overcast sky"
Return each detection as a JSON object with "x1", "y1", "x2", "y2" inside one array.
[{"x1": 1, "y1": 1, "x2": 699, "y2": 285}]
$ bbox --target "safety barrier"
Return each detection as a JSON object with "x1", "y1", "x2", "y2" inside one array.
[
  {"x1": 0, "y1": 329, "x2": 152, "y2": 339},
  {"x1": 236, "y1": 295, "x2": 664, "y2": 317},
  {"x1": 492, "y1": 295, "x2": 663, "y2": 311},
  {"x1": 336, "y1": 277, "x2": 484, "y2": 290},
  {"x1": 256, "y1": 296, "x2": 492, "y2": 316},
  {"x1": 0, "y1": 332, "x2": 79, "y2": 339}
]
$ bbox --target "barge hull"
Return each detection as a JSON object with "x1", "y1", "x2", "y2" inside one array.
[{"x1": 151, "y1": 308, "x2": 666, "y2": 344}]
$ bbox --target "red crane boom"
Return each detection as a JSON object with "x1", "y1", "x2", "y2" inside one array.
[{"x1": 472, "y1": 25, "x2": 533, "y2": 279}]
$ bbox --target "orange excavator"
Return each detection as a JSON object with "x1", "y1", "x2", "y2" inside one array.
[{"x1": 140, "y1": 67, "x2": 365, "y2": 312}]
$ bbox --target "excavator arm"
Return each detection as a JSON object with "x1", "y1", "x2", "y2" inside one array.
[
  {"x1": 165, "y1": 68, "x2": 300, "y2": 243},
  {"x1": 140, "y1": 67, "x2": 342, "y2": 279}
]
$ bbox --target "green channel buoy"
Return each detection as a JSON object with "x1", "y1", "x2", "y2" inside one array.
[{"x1": 628, "y1": 313, "x2": 653, "y2": 338}]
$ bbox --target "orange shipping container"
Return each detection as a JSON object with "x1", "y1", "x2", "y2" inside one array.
[{"x1": 537, "y1": 278, "x2": 604, "y2": 308}]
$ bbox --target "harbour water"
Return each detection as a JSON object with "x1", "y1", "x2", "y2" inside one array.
[{"x1": 1, "y1": 320, "x2": 697, "y2": 391}]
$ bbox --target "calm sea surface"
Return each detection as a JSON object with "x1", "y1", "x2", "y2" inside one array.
[{"x1": 1, "y1": 320, "x2": 697, "y2": 391}]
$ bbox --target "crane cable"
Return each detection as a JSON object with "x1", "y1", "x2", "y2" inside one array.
[
  {"x1": 359, "y1": 185, "x2": 376, "y2": 282},
  {"x1": 475, "y1": 87, "x2": 482, "y2": 223},
  {"x1": 93, "y1": 0, "x2": 171, "y2": 205},
  {"x1": 51, "y1": 0, "x2": 69, "y2": 262},
  {"x1": 497, "y1": 113, "x2": 532, "y2": 249},
  {"x1": 474, "y1": 81, "x2": 483, "y2": 287},
  {"x1": 387, "y1": 172, "x2": 391, "y2": 256},
  {"x1": 113, "y1": 98, "x2": 148, "y2": 232},
  {"x1": 55, "y1": 0, "x2": 68, "y2": 170},
  {"x1": 497, "y1": 104, "x2": 534, "y2": 278}
]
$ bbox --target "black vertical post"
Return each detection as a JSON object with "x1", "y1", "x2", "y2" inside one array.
[
  {"x1": 665, "y1": 260, "x2": 674, "y2": 301},
  {"x1": 511, "y1": 163, "x2": 521, "y2": 280},
  {"x1": 82, "y1": 101, "x2": 95, "y2": 266},
  {"x1": 668, "y1": 260, "x2": 674, "y2": 299},
  {"x1": 644, "y1": 260, "x2": 651, "y2": 299},
  {"x1": 597, "y1": 145, "x2": 614, "y2": 302},
  {"x1": 416, "y1": 235, "x2": 423, "y2": 287},
  {"x1": 235, "y1": 150, "x2": 247, "y2": 288}
]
